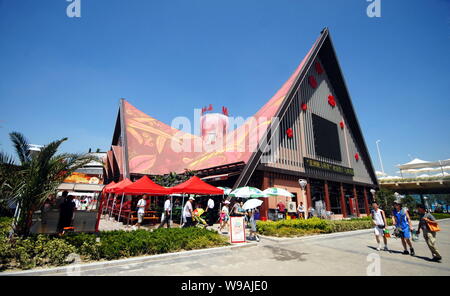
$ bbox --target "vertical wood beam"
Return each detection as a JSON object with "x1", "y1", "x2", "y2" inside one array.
[
  {"x1": 324, "y1": 180, "x2": 331, "y2": 212},
  {"x1": 340, "y1": 182, "x2": 347, "y2": 217},
  {"x1": 363, "y1": 187, "x2": 370, "y2": 215},
  {"x1": 353, "y1": 184, "x2": 360, "y2": 217}
]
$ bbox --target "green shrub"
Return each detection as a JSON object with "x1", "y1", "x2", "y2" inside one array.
[
  {"x1": 432, "y1": 213, "x2": 450, "y2": 220},
  {"x1": 0, "y1": 217, "x2": 13, "y2": 237},
  {"x1": 257, "y1": 217, "x2": 375, "y2": 237},
  {"x1": 1, "y1": 227, "x2": 228, "y2": 271}
]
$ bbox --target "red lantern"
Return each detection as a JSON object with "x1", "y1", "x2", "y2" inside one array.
[
  {"x1": 301, "y1": 103, "x2": 307, "y2": 111},
  {"x1": 328, "y1": 95, "x2": 336, "y2": 107},
  {"x1": 315, "y1": 61, "x2": 324, "y2": 74},
  {"x1": 286, "y1": 128, "x2": 293, "y2": 138},
  {"x1": 308, "y1": 76, "x2": 318, "y2": 89},
  {"x1": 340, "y1": 121, "x2": 345, "y2": 129},
  {"x1": 355, "y1": 153, "x2": 359, "y2": 161}
]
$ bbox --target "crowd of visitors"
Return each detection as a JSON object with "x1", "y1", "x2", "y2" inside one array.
[{"x1": 370, "y1": 200, "x2": 442, "y2": 262}]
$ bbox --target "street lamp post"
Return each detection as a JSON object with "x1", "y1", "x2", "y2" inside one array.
[
  {"x1": 370, "y1": 188, "x2": 376, "y2": 203},
  {"x1": 375, "y1": 140, "x2": 385, "y2": 175},
  {"x1": 298, "y1": 179, "x2": 308, "y2": 217}
]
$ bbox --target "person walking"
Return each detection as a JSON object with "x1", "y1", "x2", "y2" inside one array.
[
  {"x1": 417, "y1": 204, "x2": 442, "y2": 262},
  {"x1": 205, "y1": 197, "x2": 215, "y2": 226},
  {"x1": 276, "y1": 201, "x2": 286, "y2": 220},
  {"x1": 57, "y1": 195, "x2": 76, "y2": 233},
  {"x1": 392, "y1": 201, "x2": 415, "y2": 256},
  {"x1": 297, "y1": 202, "x2": 305, "y2": 219},
  {"x1": 135, "y1": 195, "x2": 147, "y2": 228},
  {"x1": 219, "y1": 200, "x2": 230, "y2": 233},
  {"x1": 370, "y1": 201, "x2": 388, "y2": 251},
  {"x1": 158, "y1": 196, "x2": 171, "y2": 229},
  {"x1": 307, "y1": 207, "x2": 315, "y2": 219},
  {"x1": 247, "y1": 208, "x2": 260, "y2": 242},
  {"x1": 182, "y1": 197, "x2": 195, "y2": 228}
]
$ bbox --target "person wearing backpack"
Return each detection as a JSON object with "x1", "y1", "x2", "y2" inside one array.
[
  {"x1": 392, "y1": 201, "x2": 415, "y2": 256},
  {"x1": 417, "y1": 204, "x2": 442, "y2": 262},
  {"x1": 370, "y1": 201, "x2": 388, "y2": 251}
]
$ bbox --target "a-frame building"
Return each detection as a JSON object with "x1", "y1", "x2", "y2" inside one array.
[{"x1": 106, "y1": 28, "x2": 378, "y2": 219}]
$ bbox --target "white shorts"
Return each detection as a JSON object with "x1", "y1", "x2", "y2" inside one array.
[
  {"x1": 374, "y1": 226, "x2": 384, "y2": 236},
  {"x1": 138, "y1": 212, "x2": 145, "y2": 223}
]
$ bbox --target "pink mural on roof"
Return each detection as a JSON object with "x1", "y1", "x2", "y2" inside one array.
[{"x1": 123, "y1": 38, "x2": 318, "y2": 175}]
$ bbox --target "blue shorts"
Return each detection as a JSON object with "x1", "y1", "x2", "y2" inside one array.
[{"x1": 398, "y1": 227, "x2": 411, "y2": 239}]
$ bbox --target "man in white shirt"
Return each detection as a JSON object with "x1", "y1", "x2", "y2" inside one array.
[
  {"x1": 182, "y1": 197, "x2": 195, "y2": 228},
  {"x1": 297, "y1": 202, "x2": 305, "y2": 219},
  {"x1": 371, "y1": 201, "x2": 388, "y2": 251},
  {"x1": 205, "y1": 197, "x2": 215, "y2": 226},
  {"x1": 135, "y1": 195, "x2": 147, "y2": 227},
  {"x1": 74, "y1": 198, "x2": 81, "y2": 210},
  {"x1": 158, "y1": 196, "x2": 172, "y2": 229}
]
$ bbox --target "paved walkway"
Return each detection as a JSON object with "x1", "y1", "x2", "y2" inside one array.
[{"x1": 42, "y1": 219, "x2": 450, "y2": 276}]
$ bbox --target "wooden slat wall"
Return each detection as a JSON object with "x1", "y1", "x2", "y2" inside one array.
[{"x1": 263, "y1": 58, "x2": 373, "y2": 185}]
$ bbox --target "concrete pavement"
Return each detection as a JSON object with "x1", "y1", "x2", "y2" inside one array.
[{"x1": 6, "y1": 219, "x2": 450, "y2": 276}]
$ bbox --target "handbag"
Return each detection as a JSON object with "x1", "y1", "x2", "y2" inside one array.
[{"x1": 426, "y1": 220, "x2": 441, "y2": 232}]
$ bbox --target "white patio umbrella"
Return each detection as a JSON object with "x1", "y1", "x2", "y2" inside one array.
[
  {"x1": 417, "y1": 174, "x2": 430, "y2": 178},
  {"x1": 217, "y1": 187, "x2": 232, "y2": 195},
  {"x1": 229, "y1": 187, "x2": 267, "y2": 199},
  {"x1": 242, "y1": 199, "x2": 263, "y2": 210},
  {"x1": 433, "y1": 172, "x2": 450, "y2": 177},
  {"x1": 263, "y1": 187, "x2": 294, "y2": 198}
]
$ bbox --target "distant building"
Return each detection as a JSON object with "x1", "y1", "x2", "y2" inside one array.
[
  {"x1": 58, "y1": 152, "x2": 106, "y2": 192},
  {"x1": 28, "y1": 144, "x2": 43, "y2": 157}
]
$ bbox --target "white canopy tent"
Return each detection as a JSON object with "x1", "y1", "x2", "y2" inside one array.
[{"x1": 397, "y1": 158, "x2": 450, "y2": 177}]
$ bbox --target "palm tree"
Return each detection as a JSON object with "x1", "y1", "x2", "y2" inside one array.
[{"x1": 0, "y1": 132, "x2": 96, "y2": 236}]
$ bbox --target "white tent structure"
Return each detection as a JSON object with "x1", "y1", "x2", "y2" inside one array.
[
  {"x1": 375, "y1": 170, "x2": 387, "y2": 177},
  {"x1": 397, "y1": 158, "x2": 450, "y2": 177}
]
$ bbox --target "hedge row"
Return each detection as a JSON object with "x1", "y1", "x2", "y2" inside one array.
[
  {"x1": 256, "y1": 217, "x2": 374, "y2": 237},
  {"x1": 0, "y1": 227, "x2": 228, "y2": 271}
]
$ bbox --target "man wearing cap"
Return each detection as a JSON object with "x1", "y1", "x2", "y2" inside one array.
[
  {"x1": 417, "y1": 204, "x2": 442, "y2": 261},
  {"x1": 182, "y1": 197, "x2": 195, "y2": 228}
]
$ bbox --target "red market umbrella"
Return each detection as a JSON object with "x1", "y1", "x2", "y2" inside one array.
[
  {"x1": 109, "y1": 178, "x2": 133, "y2": 194},
  {"x1": 103, "y1": 181, "x2": 116, "y2": 193},
  {"x1": 169, "y1": 176, "x2": 224, "y2": 195},
  {"x1": 122, "y1": 175, "x2": 169, "y2": 195}
]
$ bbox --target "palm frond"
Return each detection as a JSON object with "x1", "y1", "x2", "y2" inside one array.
[
  {"x1": 0, "y1": 151, "x2": 16, "y2": 166},
  {"x1": 9, "y1": 132, "x2": 31, "y2": 164}
]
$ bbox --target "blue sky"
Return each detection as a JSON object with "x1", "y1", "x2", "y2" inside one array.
[{"x1": 0, "y1": 0, "x2": 449, "y2": 176}]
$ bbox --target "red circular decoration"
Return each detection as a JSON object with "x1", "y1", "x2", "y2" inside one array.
[
  {"x1": 301, "y1": 103, "x2": 307, "y2": 111},
  {"x1": 308, "y1": 76, "x2": 318, "y2": 89},
  {"x1": 328, "y1": 95, "x2": 336, "y2": 107},
  {"x1": 355, "y1": 153, "x2": 359, "y2": 161},
  {"x1": 339, "y1": 121, "x2": 345, "y2": 129},
  {"x1": 315, "y1": 61, "x2": 324, "y2": 74},
  {"x1": 286, "y1": 128, "x2": 293, "y2": 138}
]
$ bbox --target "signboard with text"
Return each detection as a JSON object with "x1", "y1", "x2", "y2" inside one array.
[
  {"x1": 229, "y1": 216, "x2": 246, "y2": 243},
  {"x1": 304, "y1": 157, "x2": 354, "y2": 176}
]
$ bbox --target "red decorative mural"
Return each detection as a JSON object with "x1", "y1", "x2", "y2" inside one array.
[{"x1": 119, "y1": 37, "x2": 322, "y2": 175}]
